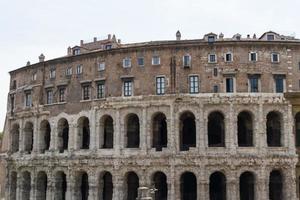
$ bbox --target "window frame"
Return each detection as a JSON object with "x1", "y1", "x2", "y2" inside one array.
[
  {"x1": 98, "y1": 62, "x2": 105, "y2": 71},
  {"x1": 46, "y1": 89, "x2": 53, "y2": 104},
  {"x1": 25, "y1": 91, "x2": 32, "y2": 107},
  {"x1": 248, "y1": 76, "x2": 260, "y2": 93},
  {"x1": 274, "y1": 75, "x2": 286, "y2": 93},
  {"x1": 65, "y1": 67, "x2": 73, "y2": 76},
  {"x1": 123, "y1": 80, "x2": 133, "y2": 97},
  {"x1": 224, "y1": 77, "x2": 235, "y2": 93},
  {"x1": 82, "y1": 84, "x2": 91, "y2": 100},
  {"x1": 96, "y1": 82, "x2": 105, "y2": 99},
  {"x1": 76, "y1": 65, "x2": 83, "y2": 74},
  {"x1": 156, "y1": 76, "x2": 165, "y2": 95},
  {"x1": 189, "y1": 75, "x2": 199, "y2": 94},
  {"x1": 183, "y1": 55, "x2": 191, "y2": 67},
  {"x1": 225, "y1": 52, "x2": 233, "y2": 62},
  {"x1": 249, "y1": 52, "x2": 258, "y2": 62},
  {"x1": 152, "y1": 55, "x2": 161, "y2": 66},
  {"x1": 123, "y1": 57, "x2": 131, "y2": 68},
  {"x1": 271, "y1": 53, "x2": 280, "y2": 63},
  {"x1": 49, "y1": 68, "x2": 56, "y2": 79},
  {"x1": 208, "y1": 54, "x2": 217, "y2": 63},
  {"x1": 58, "y1": 87, "x2": 66, "y2": 103},
  {"x1": 137, "y1": 57, "x2": 144, "y2": 67}
]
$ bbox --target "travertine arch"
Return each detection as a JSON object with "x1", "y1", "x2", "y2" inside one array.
[
  {"x1": 23, "y1": 120, "x2": 34, "y2": 153},
  {"x1": 99, "y1": 114, "x2": 114, "y2": 149},
  {"x1": 10, "y1": 123, "x2": 20, "y2": 153},
  {"x1": 39, "y1": 119, "x2": 51, "y2": 153},
  {"x1": 266, "y1": 110, "x2": 284, "y2": 147}
]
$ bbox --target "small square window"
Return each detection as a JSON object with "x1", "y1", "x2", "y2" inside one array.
[
  {"x1": 183, "y1": 55, "x2": 191, "y2": 67},
  {"x1": 76, "y1": 65, "x2": 83, "y2": 74},
  {"x1": 249, "y1": 52, "x2": 257, "y2": 62},
  {"x1": 123, "y1": 58, "x2": 131, "y2": 68},
  {"x1": 271, "y1": 53, "x2": 279, "y2": 63},
  {"x1": 66, "y1": 67, "x2": 72, "y2": 76},
  {"x1": 208, "y1": 54, "x2": 217, "y2": 63},
  {"x1": 152, "y1": 56, "x2": 160, "y2": 65},
  {"x1": 137, "y1": 57, "x2": 144, "y2": 66},
  {"x1": 98, "y1": 62, "x2": 105, "y2": 71},
  {"x1": 267, "y1": 34, "x2": 275, "y2": 41},
  {"x1": 225, "y1": 53, "x2": 233, "y2": 62}
]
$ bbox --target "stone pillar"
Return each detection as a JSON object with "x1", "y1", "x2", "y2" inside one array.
[
  {"x1": 168, "y1": 166, "x2": 175, "y2": 200},
  {"x1": 19, "y1": 119, "x2": 25, "y2": 153},
  {"x1": 46, "y1": 173, "x2": 54, "y2": 200},
  {"x1": 114, "y1": 110, "x2": 121, "y2": 156},
  {"x1": 66, "y1": 173, "x2": 75, "y2": 200},
  {"x1": 199, "y1": 169, "x2": 208, "y2": 200},
  {"x1": 68, "y1": 124, "x2": 77, "y2": 151},
  {"x1": 96, "y1": 120, "x2": 101, "y2": 149},
  {"x1": 88, "y1": 171, "x2": 98, "y2": 200},
  {"x1": 287, "y1": 105, "x2": 296, "y2": 153},
  {"x1": 198, "y1": 103, "x2": 205, "y2": 152},
  {"x1": 33, "y1": 116, "x2": 39, "y2": 154},
  {"x1": 16, "y1": 173, "x2": 22, "y2": 200},
  {"x1": 90, "y1": 109, "x2": 97, "y2": 150},
  {"x1": 50, "y1": 123, "x2": 57, "y2": 152},
  {"x1": 284, "y1": 167, "x2": 297, "y2": 200},
  {"x1": 174, "y1": 173, "x2": 180, "y2": 200},
  {"x1": 258, "y1": 103, "x2": 266, "y2": 152},
  {"x1": 227, "y1": 177, "x2": 237, "y2": 200},
  {"x1": 169, "y1": 103, "x2": 176, "y2": 154},
  {"x1": 30, "y1": 171, "x2": 36, "y2": 200},
  {"x1": 227, "y1": 103, "x2": 236, "y2": 152},
  {"x1": 112, "y1": 174, "x2": 124, "y2": 200},
  {"x1": 141, "y1": 108, "x2": 147, "y2": 154},
  {"x1": 257, "y1": 168, "x2": 268, "y2": 200}
]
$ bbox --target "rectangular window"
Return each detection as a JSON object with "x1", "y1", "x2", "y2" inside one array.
[
  {"x1": 152, "y1": 56, "x2": 160, "y2": 65},
  {"x1": 59, "y1": 88, "x2": 65, "y2": 102},
  {"x1": 156, "y1": 77, "x2": 165, "y2": 95},
  {"x1": 137, "y1": 57, "x2": 144, "y2": 66},
  {"x1": 76, "y1": 65, "x2": 83, "y2": 74},
  {"x1": 50, "y1": 69, "x2": 56, "y2": 79},
  {"x1": 249, "y1": 76, "x2": 259, "y2": 92},
  {"x1": 213, "y1": 68, "x2": 218, "y2": 77},
  {"x1": 271, "y1": 53, "x2": 279, "y2": 63},
  {"x1": 65, "y1": 67, "x2": 72, "y2": 76},
  {"x1": 267, "y1": 34, "x2": 275, "y2": 41},
  {"x1": 225, "y1": 53, "x2": 232, "y2": 62},
  {"x1": 123, "y1": 58, "x2": 131, "y2": 68},
  {"x1": 249, "y1": 52, "x2": 257, "y2": 62},
  {"x1": 208, "y1": 36, "x2": 215, "y2": 43},
  {"x1": 183, "y1": 55, "x2": 191, "y2": 67},
  {"x1": 98, "y1": 62, "x2": 105, "y2": 71},
  {"x1": 189, "y1": 76, "x2": 199, "y2": 94},
  {"x1": 124, "y1": 80, "x2": 132, "y2": 96},
  {"x1": 32, "y1": 72, "x2": 37, "y2": 81},
  {"x1": 97, "y1": 82, "x2": 105, "y2": 99},
  {"x1": 25, "y1": 92, "x2": 32, "y2": 107},
  {"x1": 274, "y1": 76, "x2": 285, "y2": 93},
  {"x1": 213, "y1": 85, "x2": 219, "y2": 93},
  {"x1": 73, "y1": 49, "x2": 80, "y2": 55},
  {"x1": 82, "y1": 85, "x2": 90, "y2": 100},
  {"x1": 208, "y1": 54, "x2": 216, "y2": 63},
  {"x1": 226, "y1": 77, "x2": 234, "y2": 93},
  {"x1": 105, "y1": 45, "x2": 112, "y2": 50},
  {"x1": 46, "y1": 90, "x2": 53, "y2": 104}
]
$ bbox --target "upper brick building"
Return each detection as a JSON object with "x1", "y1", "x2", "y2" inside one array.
[{"x1": 1, "y1": 31, "x2": 300, "y2": 200}]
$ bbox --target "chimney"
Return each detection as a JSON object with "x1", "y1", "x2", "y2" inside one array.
[
  {"x1": 93, "y1": 37, "x2": 97, "y2": 42},
  {"x1": 112, "y1": 34, "x2": 116, "y2": 42},
  {"x1": 176, "y1": 30, "x2": 181, "y2": 40},
  {"x1": 67, "y1": 47, "x2": 72, "y2": 55},
  {"x1": 26, "y1": 61, "x2": 30, "y2": 66},
  {"x1": 39, "y1": 54, "x2": 45, "y2": 62},
  {"x1": 253, "y1": 34, "x2": 257, "y2": 39},
  {"x1": 118, "y1": 39, "x2": 121, "y2": 44},
  {"x1": 247, "y1": 34, "x2": 250, "y2": 39},
  {"x1": 108, "y1": 34, "x2": 111, "y2": 40},
  {"x1": 219, "y1": 33, "x2": 224, "y2": 40},
  {"x1": 80, "y1": 40, "x2": 84, "y2": 46}
]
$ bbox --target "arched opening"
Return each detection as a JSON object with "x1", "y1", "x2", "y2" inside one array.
[
  {"x1": 269, "y1": 170, "x2": 283, "y2": 200},
  {"x1": 180, "y1": 111, "x2": 196, "y2": 151},
  {"x1": 9, "y1": 171, "x2": 17, "y2": 200},
  {"x1": 54, "y1": 171, "x2": 67, "y2": 200},
  {"x1": 11, "y1": 124, "x2": 20, "y2": 153},
  {"x1": 101, "y1": 115, "x2": 114, "y2": 149},
  {"x1": 36, "y1": 171, "x2": 47, "y2": 200},
  {"x1": 78, "y1": 117, "x2": 90, "y2": 149},
  {"x1": 24, "y1": 122, "x2": 34, "y2": 153},
  {"x1": 40, "y1": 120, "x2": 51, "y2": 153},
  {"x1": 152, "y1": 113, "x2": 167, "y2": 151},
  {"x1": 266, "y1": 111, "x2": 282, "y2": 147},
  {"x1": 152, "y1": 172, "x2": 168, "y2": 200},
  {"x1": 295, "y1": 112, "x2": 300, "y2": 146},
  {"x1": 20, "y1": 171, "x2": 31, "y2": 200},
  {"x1": 76, "y1": 171, "x2": 89, "y2": 200},
  {"x1": 99, "y1": 172, "x2": 113, "y2": 200},
  {"x1": 126, "y1": 114, "x2": 140, "y2": 148},
  {"x1": 208, "y1": 112, "x2": 225, "y2": 147},
  {"x1": 238, "y1": 111, "x2": 253, "y2": 147},
  {"x1": 180, "y1": 172, "x2": 197, "y2": 200},
  {"x1": 58, "y1": 118, "x2": 69, "y2": 153},
  {"x1": 126, "y1": 172, "x2": 139, "y2": 200},
  {"x1": 239, "y1": 171, "x2": 255, "y2": 200},
  {"x1": 209, "y1": 171, "x2": 226, "y2": 200}
]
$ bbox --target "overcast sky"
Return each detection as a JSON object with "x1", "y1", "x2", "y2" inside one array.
[{"x1": 0, "y1": 0, "x2": 299, "y2": 131}]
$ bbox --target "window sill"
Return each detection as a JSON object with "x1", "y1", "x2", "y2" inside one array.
[
  {"x1": 44, "y1": 102, "x2": 67, "y2": 106},
  {"x1": 80, "y1": 99, "x2": 92, "y2": 103},
  {"x1": 94, "y1": 98, "x2": 106, "y2": 101}
]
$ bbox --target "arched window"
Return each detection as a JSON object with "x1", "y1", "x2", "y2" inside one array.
[
  {"x1": 269, "y1": 170, "x2": 283, "y2": 200},
  {"x1": 238, "y1": 111, "x2": 253, "y2": 147},
  {"x1": 24, "y1": 122, "x2": 34, "y2": 153},
  {"x1": 76, "y1": 171, "x2": 89, "y2": 200},
  {"x1": 180, "y1": 172, "x2": 197, "y2": 200},
  {"x1": 152, "y1": 172, "x2": 168, "y2": 200},
  {"x1": 36, "y1": 171, "x2": 47, "y2": 200},
  {"x1": 54, "y1": 171, "x2": 67, "y2": 200},
  {"x1": 126, "y1": 172, "x2": 139, "y2": 200},
  {"x1": 209, "y1": 171, "x2": 226, "y2": 200},
  {"x1": 39, "y1": 120, "x2": 51, "y2": 153},
  {"x1": 99, "y1": 172, "x2": 113, "y2": 200},
  {"x1": 78, "y1": 117, "x2": 90, "y2": 149},
  {"x1": 239, "y1": 171, "x2": 255, "y2": 200},
  {"x1": 11, "y1": 124, "x2": 20, "y2": 153},
  {"x1": 152, "y1": 113, "x2": 167, "y2": 151},
  {"x1": 9, "y1": 171, "x2": 17, "y2": 200},
  {"x1": 57, "y1": 118, "x2": 69, "y2": 153},
  {"x1": 208, "y1": 112, "x2": 225, "y2": 147},
  {"x1": 295, "y1": 112, "x2": 300, "y2": 146},
  {"x1": 101, "y1": 115, "x2": 114, "y2": 149},
  {"x1": 266, "y1": 111, "x2": 282, "y2": 147},
  {"x1": 126, "y1": 114, "x2": 140, "y2": 148},
  {"x1": 20, "y1": 171, "x2": 31, "y2": 200},
  {"x1": 180, "y1": 111, "x2": 196, "y2": 151}
]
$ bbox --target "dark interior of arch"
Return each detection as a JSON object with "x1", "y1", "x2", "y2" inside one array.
[
  {"x1": 240, "y1": 172, "x2": 254, "y2": 200},
  {"x1": 152, "y1": 113, "x2": 168, "y2": 151},
  {"x1": 267, "y1": 112, "x2": 281, "y2": 147},
  {"x1": 208, "y1": 112, "x2": 225, "y2": 147},
  {"x1": 295, "y1": 112, "x2": 300, "y2": 146},
  {"x1": 269, "y1": 170, "x2": 283, "y2": 200},
  {"x1": 103, "y1": 116, "x2": 114, "y2": 148},
  {"x1": 127, "y1": 114, "x2": 140, "y2": 148},
  {"x1": 153, "y1": 172, "x2": 168, "y2": 200},
  {"x1": 55, "y1": 172, "x2": 67, "y2": 200},
  {"x1": 81, "y1": 118, "x2": 90, "y2": 149},
  {"x1": 11, "y1": 125, "x2": 19, "y2": 153},
  {"x1": 21, "y1": 172, "x2": 31, "y2": 200},
  {"x1": 102, "y1": 172, "x2": 113, "y2": 200},
  {"x1": 41, "y1": 121, "x2": 51, "y2": 153},
  {"x1": 36, "y1": 172, "x2": 47, "y2": 200},
  {"x1": 9, "y1": 172, "x2": 17, "y2": 200},
  {"x1": 127, "y1": 172, "x2": 139, "y2": 200},
  {"x1": 180, "y1": 172, "x2": 197, "y2": 200},
  {"x1": 24, "y1": 123, "x2": 34, "y2": 153},
  {"x1": 238, "y1": 112, "x2": 253, "y2": 147},
  {"x1": 209, "y1": 172, "x2": 226, "y2": 200},
  {"x1": 58, "y1": 119, "x2": 69, "y2": 153},
  {"x1": 180, "y1": 112, "x2": 196, "y2": 151},
  {"x1": 80, "y1": 172, "x2": 89, "y2": 200}
]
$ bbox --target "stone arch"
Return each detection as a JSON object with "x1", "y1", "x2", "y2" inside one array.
[
  {"x1": 208, "y1": 111, "x2": 225, "y2": 147},
  {"x1": 179, "y1": 111, "x2": 196, "y2": 151},
  {"x1": 269, "y1": 170, "x2": 283, "y2": 200},
  {"x1": 100, "y1": 115, "x2": 114, "y2": 149},
  {"x1": 57, "y1": 118, "x2": 69, "y2": 153},
  {"x1": 237, "y1": 111, "x2": 253, "y2": 147},
  {"x1": 152, "y1": 112, "x2": 167, "y2": 151},
  {"x1": 11, "y1": 123, "x2": 20, "y2": 153},
  {"x1": 9, "y1": 171, "x2": 17, "y2": 200},
  {"x1": 125, "y1": 171, "x2": 139, "y2": 200},
  {"x1": 180, "y1": 171, "x2": 197, "y2": 200},
  {"x1": 152, "y1": 171, "x2": 168, "y2": 200},
  {"x1": 54, "y1": 171, "x2": 67, "y2": 200},
  {"x1": 295, "y1": 112, "x2": 300, "y2": 146},
  {"x1": 20, "y1": 171, "x2": 31, "y2": 200},
  {"x1": 36, "y1": 171, "x2": 47, "y2": 200},
  {"x1": 75, "y1": 171, "x2": 89, "y2": 200},
  {"x1": 77, "y1": 116, "x2": 90, "y2": 149},
  {"x1": 209, "y1": 171, "x2": 226, "y2": 200},
  {"x1": 39, "y1": 120, "x2": 51, "y2": 153},
  {"x1": 24, "y1": 122, "x2": 34, "y2": 153},
  {"x1": 125, "y1": 114, "x2": 140, "y2": 148},
  {"x1": 98, "y1": 171, "x2": 113, "y2": 200},
  {"x1": 239, "y1": 171, "x2": 255, "y2": 200},
  {"x1": 266, "y1": 111, "x2": 282, "y2": 147}
]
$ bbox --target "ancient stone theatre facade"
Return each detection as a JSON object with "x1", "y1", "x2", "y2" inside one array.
[{"x1": 1, "y1": 31, "x2": 300, "y2": 200}]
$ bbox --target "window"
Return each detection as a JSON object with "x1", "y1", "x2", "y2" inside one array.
[
  {"x1": 225, "y1": 77, "x2": 234, "y2": 93},
  {"x1": 31, "y1": 72, "x2": 37, "y2": 81},
  {"x1": 152, "y1": 56, "x2": 160, "y2": 65},
  {"x1": 267, "y1": 34, "x2": 275, "y2": 41},
  {"x1": 124, "y1": 80, "x2": 132, "y2": 96},
  {"x1": 73, "y1": 48, "x2": 80, "y2": 55},
  {"x1": 274, "y1": 75, "x2": 285, "y2": 93},
  {"x1": 50, "y1": 68, "x2": 56, "y2": 79},
  {"x1": 213, "y1": 85, "x2": 219, "y2": 93},
  {"x1": 65, "y1": 67, "x2": 72, "y2": 76},
  {"x1": 208, "y1": 35, "x2": 215, "y2": 43},
  {"x1": 82, "y1": 85, "x2": 90, "y2": 100},
  {"x1": 25, "y1": 91, "x2": 32, "y2": 107},
  {"x1": 213, "y1": 68, "x2": 218, "y2": 77},
  {"x1": 249, "y1": 52, "x2": 257, "y2": 62},
  {"x1": 46, "y1": 90, "x2": 53, "y2": 104},
  {"x1": 189, "y1": 75, "x2": 199, "y2": 94},
  {"x1": 123, "y1": 57, "x2": 131, "y2": 68},
  {"x1": 12, "y1": 80, "x2": 17, "y2": 90},
  {"x1": 137, "y1": 57, "x2": 144, "y2": 66},
  {"x1": 156, "y1": 77, "x2": 165, "y2": 95},
  {"x1": 76, "y1": 65, "x2": 83, "y2": 74},
  {"x1": 183, "y1": 55, "x2": 191, "y2": 67},
  {"x1": 58, "y1": 88, "x2": 66, "y2": 102},
  {"x1": 225, "y1": 53, "x2": 233, "y2": 62},
  {"x1": 271, "y1": 53, "x2": 279, "y2": 63},
  {"x1": 97, "y1": 82, "x2": 105, "y2": 99},
  {"x1": 98, "y1": 62, "x2": 105, "y2": 71},
  {"x1": 105, "y1": 45, "x2": 112, "y2": 50},
  {"x1": 208, "y1": 54, "x2": 217, "y2": 63},
  {"x1": 249, "y1": 76, "x2": 259, "y2": 92}
]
